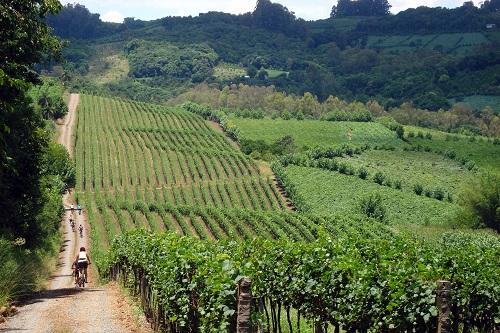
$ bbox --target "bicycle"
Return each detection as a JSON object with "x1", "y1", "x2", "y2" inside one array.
[
  {"x1": 75, "y1": 267, "x2": 86, "y2": 288},
  {"x1": 79, "y1": 226, "x2": 83, "y2": 238}
]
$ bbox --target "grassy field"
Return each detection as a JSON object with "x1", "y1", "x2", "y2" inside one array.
[
  {"x1": 265, "y1": 68, "x2": 289, "y2": 78},
  {"x1": 285, "y1": 165, "x2": 461, "y2": 226},
  {"x1": 234, "y1": 118, "x2": 404, "y2": 148},
  {"x1": 342, "y1": 149, "x2": 475, "y2": 196},
  {"x1": 404, "y1": 125, "x2": 500, "y2": 172}
]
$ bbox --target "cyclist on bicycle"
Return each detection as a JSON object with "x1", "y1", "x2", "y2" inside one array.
[
  {"x1": 78, "y1": 224, "x2": 83, "y2": 237},
  {"x1": 73, "y1": 247, "x2": 91, "y2": 283}
]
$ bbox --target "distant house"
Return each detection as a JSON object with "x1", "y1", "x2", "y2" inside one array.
[{"x1": 486, "y1": 24, "x2": 496, "y2": 29}]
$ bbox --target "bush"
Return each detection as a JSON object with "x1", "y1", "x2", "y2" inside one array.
[
  {"x1": 281, "y1": 111, "x2": 292, "y2": 120},
  {"x1": 249, "y1": 151, "x2": 261, "y2": 160},
  {"x1": 465, "y1": 160, "x2": 476, "y2": 171},
  {"x1": 407, "y1": 131, "x2": 415, "y2": 138},
  {"x1": 358, "y1": 167, "x2": 368, "y2": 179},
  {"x1": 373, "y1": 171, "x2": 385, "y2": 185},
  {"x1": 444, "y1": 150, "x2": 456, "y2": 159},
  {"x1": 434, "y1": 188, "x2": 445, "y2": 201},
  {"x1": 424, "y1": 189, "x2": 433, "y2": 198},
  {"x1": 413, "y1": 184, "x2": 424, "y2": 195},
  {"x1": 425, "y1": 132, "x2": 432, "y2": 140},
  {"x1": 394, "y1": 180, "x2": 402, "y2": 190},
  {"x1": 417, "y1": 131, "x2": 424, "y2": 138},
  {"x1": 359, "y1": 193, "x2": 386, "y2": 222},
  {"x1": 458, "y1": 174, "x2": 500, "y2": 232},
  {"x1": 395, "y1": 125, "x2": 404, "y2": 140}
]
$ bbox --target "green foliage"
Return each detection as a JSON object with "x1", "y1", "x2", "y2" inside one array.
[
  {"x1": 28, "y1": 79, "x2": 67, "y2": 120},
  {"x1": 0, "y1": 0, "x2": 65, "y2": 247},
  {"x1": 373, "y1": 171, "x2": 385, "y2": 185},
  {"x1": 414, "y1": 183, "x2": 424, "y2": 195},
  {"x1": 358, "y1": 166, "x2": 368, "y2": 179},
  {"x1": 106, "y1": 229, "x2": 500, "y2": 332},
  {"x1": 41, "y1": 143, "x2": 76, "y2": 193},
  {"x1": 359, "y1": 193, "x2": 386, "y2": 221},
  {"x1": 458, "y1": 173, "x2": 500, "y2": 231},
  {"x1": 126, "y1": 40, "x2": 218, "y2": 83},
  {"x1": 234, "y1": 118, "x2": 401, "y2": 149},
  {"x1": 285, "y1": 165, "x2": 459, "y2": 225}
]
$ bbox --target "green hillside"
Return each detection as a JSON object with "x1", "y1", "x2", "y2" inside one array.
[{"x1": 233, "y1": 118, "x2": 404, "y2": 148}]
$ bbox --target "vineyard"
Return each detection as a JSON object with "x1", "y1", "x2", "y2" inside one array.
[
  {"x1": 282, "y1": 165, "x2": 460, "y2": 225},
  {"x1": 74, "y1": 94, "x2": 289, "y2": 253},
  {"x1": 72, "y1": 95, "x2": 500, "y2": 332},
  {"x1": 404, "y1": 125, "x2": 500, "y2": 172},
  {"x1": 106, "y1": 229, "x2": 500, "y2": 332},
  {"x1": 233, "y1": 118, "x2": 402, "y2": 148}
]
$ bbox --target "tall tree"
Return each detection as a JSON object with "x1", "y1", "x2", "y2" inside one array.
[
  {"x1": 0, "y1": 0, "x2": 63, "y2": 245},
  {"x1": 331, "y1": 0, "x2": 391, "y2": 17}
]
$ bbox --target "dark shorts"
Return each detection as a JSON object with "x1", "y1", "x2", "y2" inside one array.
[{"x1": 77, "y1": 261, "x2": 88, "y2": 270}]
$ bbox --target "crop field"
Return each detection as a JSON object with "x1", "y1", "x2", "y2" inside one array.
[
  {"x1": 74, "y1": 94, "x2": 290, "y2": 251},
  {"x1": 284, "y1": 165, "x2": 461, "y2": 226},
  {"x1": 342, "y1": 149, "x2": 475, "y2": 196},
  {"x1": 212, "y1": 63, "x2": 246, "y2": 80},
  {"x1": 404, "y1": 125, "x2": 500, "y2": 172},
  {"x1": 233, "y1": 118, "x2": 403, "y2": 148},
  {"x1": 365, "y1": 32, "x2": 489, "y2": 54}
]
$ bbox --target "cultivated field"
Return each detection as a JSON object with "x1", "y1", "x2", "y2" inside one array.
[{"x1": 233, "y1": 118, "x2": 403, "y2": 148}]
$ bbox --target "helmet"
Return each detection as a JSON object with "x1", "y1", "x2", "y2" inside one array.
[{"x1": 80, "y1": 247, "x2": 86, "y2": 251}]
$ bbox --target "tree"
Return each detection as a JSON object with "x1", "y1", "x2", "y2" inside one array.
[
  {"x1": 0, "y1": 0, "x2": 63, "y2": 246},
  {"x1": 458, "y1": 174, "x2": 500, "y2": 232},
  {"x1": 331, "y1": 0, "x2": 391, "y2": 17}
]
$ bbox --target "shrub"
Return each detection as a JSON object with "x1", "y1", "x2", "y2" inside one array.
[
  {"x1": 417, "y1": 131, "x2": 424, "y2": 138},
  {"x1": 395, "y1": 125, "x2": 404, "y2": 140},
  {"x1": 338, "y1": 162, "x2": 348, "y2": 174},
  {"x1": 394, "y1": 180, "x2": 402, "y2": 190},
  {"x1": 358, "y1": 167, "x2": 368, "y2": 179},
  {"x1": 444, "y1": 150, "x2": 456, "y2": 159},
  {"x1": 249, "y1": 151, "x2": 261, "y2": 160},
  {"x1": 281, "y1": 111, "x2": 292, "y2": 120},
  {"x1": 424, "y1": 189, "x2": 433, "y2": 198},
  {"x1": 413, "y1": 184, "x2": 424, "y2": 195},
  {"x1": 458, "y1": 173, "x2": 500, "y2": 232},
  {"x1": 425, "y1": 132, "x2": 432, "y2": 140},
  {"x1": 359, "y1": 193, "x2": 386, "y2": 222},
  {"x1": 373, "y1": 172, "x2": 385, "y2": 185},
  {"x1": 465, "y1": 160, "x2": 476, "y2": 171},
  {"x1": 434, "y1": 188, "x2": 445, "y2": 201},
  {"x1": 407, "y1": 131, "x2": 415, "y2": 138},
  {"x1": 384, "y1": 179, "x2": 392, "y2": 188}
]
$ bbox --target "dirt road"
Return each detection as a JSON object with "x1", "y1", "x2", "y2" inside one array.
[{"x1": 0, "y1": 94, "x2": 149, "y2": 333}]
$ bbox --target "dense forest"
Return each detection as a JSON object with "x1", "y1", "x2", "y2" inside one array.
[{"x1": 46, "y1": 1, "x2": 500, "y2": 115}]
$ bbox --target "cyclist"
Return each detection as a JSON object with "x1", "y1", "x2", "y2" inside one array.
[
  {"x1": 78, "y1": 224, "x2": 83, "y2": 238},
  {"x1": 73, "y1": 247, "x2": 91, "y2": 283},
  {"x1": 70, "y1": 203, "x2": 74, "y2": 210},
  {"x1": 77, "y1": 203, "x2": 82, "y2": 215}
]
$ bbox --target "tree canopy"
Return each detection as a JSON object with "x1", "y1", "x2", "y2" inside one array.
[
  {"x1": 331, "y1": 0, "x2": 391, "y2": 17},
  {"x1": 0, "y1": 0, "x2": 70, "y2": 246}
]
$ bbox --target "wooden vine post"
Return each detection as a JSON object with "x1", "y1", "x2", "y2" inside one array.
[
  {"x1": 436, "y1": 280, "x2": 451, "y2": 333},
  {"x1": 237, "y1": 277, "x2": 252, "y2": 333}
]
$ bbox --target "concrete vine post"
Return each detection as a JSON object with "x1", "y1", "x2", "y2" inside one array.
[{"x1": 237, "y1": 277, "x2": 252, "y2": 333}]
